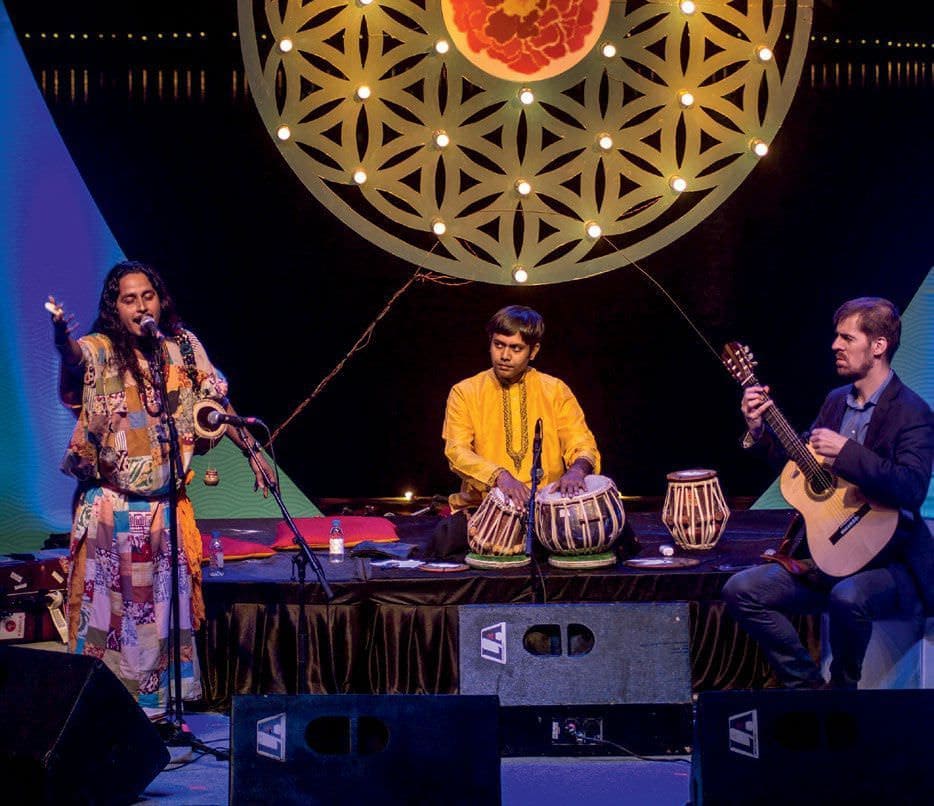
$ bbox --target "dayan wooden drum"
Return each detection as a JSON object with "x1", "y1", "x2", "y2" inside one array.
[
  {"x1": 661, "y1": 469, "x2": 730, "y2": 550},
  {"x1": 534, "y1": 475, "x2": 625, "y2": 569},
  {"x1": 466, "y1": 487, "x2": 530, "y2": 569}
]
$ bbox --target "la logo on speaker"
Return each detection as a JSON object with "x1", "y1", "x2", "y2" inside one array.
[
  {"x1": 728, "y1": 709, "x2": 759, "y2": 759},
  {"x1": 256, "y1": 712, "x2": 287, "y2": 761},
  {"x1": 480, "y1": 621, "x2": 507, "y2": 664}
]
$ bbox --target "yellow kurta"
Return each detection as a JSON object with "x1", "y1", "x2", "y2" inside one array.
[{"x1": 443, "y1": 368, "x2": 600, "y2": 509}]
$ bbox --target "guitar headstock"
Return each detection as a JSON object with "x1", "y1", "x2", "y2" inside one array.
[{"x1": 721, "y1": 341, "x2": 760, "y2": 388}]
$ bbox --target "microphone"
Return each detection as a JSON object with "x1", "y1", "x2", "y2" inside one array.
[
  {"x1": 532, "y1": 418, "x2": 543, "y2": 481},
  {"x1": 139, "y1": 314, "x2": 164, "y2": 342},
  {"x1": 206, "y1": 410, "x2": 267, "y2": 429}
]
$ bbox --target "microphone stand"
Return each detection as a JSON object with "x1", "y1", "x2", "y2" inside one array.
[
  {"x1": 148, "y1": 339, "x2": 225, "y2": 760},
  {"x1": 238, "y1": 429, "x2": 333, "y2": 695},
  {"x1": 525, "y1": 418, "x2": 545, "y2": 604}
]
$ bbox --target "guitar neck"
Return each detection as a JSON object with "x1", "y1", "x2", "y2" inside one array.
[
  {"x1": 736, "y1": 369, "x2": 817, "y2": 477},
  {"x1": 760, "y1": 402, "x2": 813, "y2": 470},
  {"x1": 722, "y1": 343, "x2": 829, "y2": 489}
]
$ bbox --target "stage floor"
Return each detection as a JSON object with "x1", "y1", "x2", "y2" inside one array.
[
  {"x1": 136, "y1": 709, "x2": 692, "y2": 806},
  {"x1": 0, "y1": 642, "x2": 690, "y2": 806},
  {"x1": 130, "y1": 706, "x2": 691, "y2": 805}
]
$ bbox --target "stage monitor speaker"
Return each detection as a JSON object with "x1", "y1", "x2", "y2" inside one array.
[
  {"x1": 0, "y1": 645, "x2": 170, "y2": 805},
  {"x1": 691, "y1": 689, "x2": 934, "y2": 804},
  {"x1": 230, "y1": 694, "x2": 501, "y2": 805},
  {"x1": 458, "y1": 602, "x2": 691, "y2": 705}
]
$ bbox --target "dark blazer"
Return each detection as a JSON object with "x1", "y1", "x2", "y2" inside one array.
[{"x1": 760, "y1": 373, "x2": 934, "y2": 611}]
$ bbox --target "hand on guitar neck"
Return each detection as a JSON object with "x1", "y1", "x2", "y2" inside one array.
[{"x1": 740, "y1": 384, "x2": 772, "y2": 442}]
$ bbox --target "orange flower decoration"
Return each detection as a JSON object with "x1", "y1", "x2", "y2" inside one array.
[{"x1": 444, "y1": 0, "x2": 609, "y2": 81}]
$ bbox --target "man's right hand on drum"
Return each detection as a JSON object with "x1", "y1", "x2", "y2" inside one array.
[
  {"x1": 494, "y1": 469, "x2": 531, "y2": 509},
  {"x1": 557, "y1": 459, "x2": 590, "y2": 497}
]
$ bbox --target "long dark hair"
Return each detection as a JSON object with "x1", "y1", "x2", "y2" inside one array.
[{"x1": 92, "y1": 260, "x2": 183, "y2": 390}]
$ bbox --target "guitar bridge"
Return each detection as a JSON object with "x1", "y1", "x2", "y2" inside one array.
[{"x1": 829, "y1": 503, "x2": 871, "y2": 545}]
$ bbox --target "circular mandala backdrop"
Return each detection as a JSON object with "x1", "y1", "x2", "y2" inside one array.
[{"x1": 239, "y1": 0, "x2": 812, "y2": 284}]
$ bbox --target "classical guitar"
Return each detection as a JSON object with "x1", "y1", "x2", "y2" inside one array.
[{"x1": 721, "y1": 342, "x2": 898, "y2": 577}]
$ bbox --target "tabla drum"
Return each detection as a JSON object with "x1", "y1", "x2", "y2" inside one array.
[
  {"x1": 534, "y1": 475, "x2": 625, "y2": 569},
  {"x1": 661, "y1": 469, "x2": 730, "y2": 550},
  {"x1": 465, "y1": 487, "x2": 530, "y2": 569}
]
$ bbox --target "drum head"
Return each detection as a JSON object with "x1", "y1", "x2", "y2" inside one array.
[
  {"x1": 665, "y1": 468, "x2": 717, "y2": 483},
  {"x1": 537, "y1": 473, "x2": 615, "y2": 503}
]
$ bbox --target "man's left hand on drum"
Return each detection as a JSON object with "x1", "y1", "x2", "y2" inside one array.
[{"x1": 494, "y1": 469, "x2": 531, "y2": 509}]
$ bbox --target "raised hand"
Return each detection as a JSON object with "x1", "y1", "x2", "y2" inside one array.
[
  {"x1": 48, "y1": 295, "x2": 83, "y2": 372},
  {"x1": 46, "y1": 295, "x2": 79, "y2": 342}
]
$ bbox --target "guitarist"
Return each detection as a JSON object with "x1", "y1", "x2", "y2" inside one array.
[{"x1": 722, "y1": 297, "x2": 934, "y2": 689}]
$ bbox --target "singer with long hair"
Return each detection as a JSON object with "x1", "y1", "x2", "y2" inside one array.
[{"x1": 49, "y1": 259, "x2": 272, "y2": 719}]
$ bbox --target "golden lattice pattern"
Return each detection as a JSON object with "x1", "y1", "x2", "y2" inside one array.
[{"x1": 239, "y1": 0, "x2": 812, "y2": 284}]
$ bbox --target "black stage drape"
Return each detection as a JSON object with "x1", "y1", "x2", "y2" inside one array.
[{"x1": 196, "y1": 510, "x2": 820, "y2": 710}]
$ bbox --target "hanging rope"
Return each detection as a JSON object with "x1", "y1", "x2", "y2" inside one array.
[{"x1": 266, "y1": 265, "x2": 470, "y2": 444}]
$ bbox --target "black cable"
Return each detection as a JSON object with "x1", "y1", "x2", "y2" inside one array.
[
  {"x1": 161, "y1": 736, "x2": 231, "y2": 771},
  {"x1": 162, "y1": 748, "x2": 231, "y2": 772},
  {"x1": 569, "y1": 730, "x2": 690, "y2": 765},
  {"x1": 529, "y1": 549, "x2": 548, "y2": 604}
]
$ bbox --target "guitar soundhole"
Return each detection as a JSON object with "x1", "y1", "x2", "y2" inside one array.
[{"x1": 807, "y1": 470, "x2": 835, "y2": 499}]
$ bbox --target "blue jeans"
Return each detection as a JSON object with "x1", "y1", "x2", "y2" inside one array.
[{"x1": 721, "y1": 562, "x2": 921, "y2": 688}]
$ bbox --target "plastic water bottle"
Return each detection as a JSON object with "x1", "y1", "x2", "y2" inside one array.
[
  {"x1": 328, "y1": 519, "x2": 345, "y2": 563},
  {"x1": 209, "y1": 531, "x2": 225, "y2": 576}
]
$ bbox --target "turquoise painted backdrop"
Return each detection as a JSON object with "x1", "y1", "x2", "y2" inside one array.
[{"x1": 0, "y1": 4, "x2": 318, "y2": 553}]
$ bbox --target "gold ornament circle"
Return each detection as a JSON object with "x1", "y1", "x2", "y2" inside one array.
[{"x1": 238, "y1": 0, "x2": 813, "y2": 285}]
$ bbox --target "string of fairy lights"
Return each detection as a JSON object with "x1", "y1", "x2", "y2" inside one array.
[
  {"x1": 26, "y1": 28, "x2": 933, "y2": 114},
  {"x1": 20, "y1": 31, "x2": 934, "y2": 50},
  {"x1": 36, "y1": 61, "x2": 932, "y2": 110}
]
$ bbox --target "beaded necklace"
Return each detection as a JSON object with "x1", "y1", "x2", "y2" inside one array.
[
  {"x1": 501, "y1": 375, "x2": 529, "y2": 473},
  {"x1": 175, "y1": 328, "x2": 201, "y2": 388},
  {"x1": 135, "y1": 353, "x2": 164, "y2": 416},
  {"x1": 134, "y1": 329, "x2": 201, "y2": 416}
]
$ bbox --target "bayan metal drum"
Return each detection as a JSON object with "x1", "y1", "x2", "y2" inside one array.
[
  {"x1": 466, "y1": 487, "x2": 530, "y2": 569},
  {"x1": 534, "y1": 474, "x2": 625, "y2": 569},
  {"x1": 661, "y1": 469, "x2": 730, "y2": 550}
]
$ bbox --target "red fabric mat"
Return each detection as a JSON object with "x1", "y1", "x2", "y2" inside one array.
[
  {"x1": 200, "y1": 534, "x2": 276, "y2": 562},
  {"x1": 272, "y1": 516, "x2": 399, "y2": 549}
]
